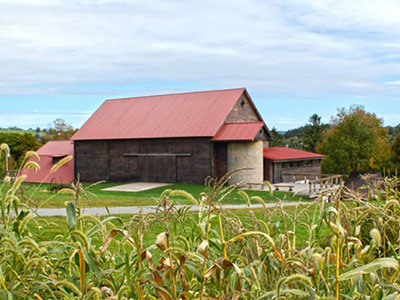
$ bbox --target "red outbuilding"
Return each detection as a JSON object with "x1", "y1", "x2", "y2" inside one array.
[
  {"x1": 263, "y1": 147, "x2": 325, "y2": 183},
  {"x1": 22, "y1": 141, "x2": 74, "y2": 184}
]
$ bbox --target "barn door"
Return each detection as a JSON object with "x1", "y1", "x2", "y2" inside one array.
[
  {"x1": 139, "y1": 155, "x2": 176, "y2": 183},
  {"x1": 140, "y1": 156, "x2": 156, "y2": 182},
  {"x1": 213, "y1": 143, "x2": 227, "y2": 179},
  {"x1": 155, "y1": 156, "x2": 176, "y2": 183}
]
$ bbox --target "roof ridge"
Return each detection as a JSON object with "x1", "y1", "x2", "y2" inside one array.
[
  {"x1": 105, "y1": 87, "x2": 246, "y2": 102},
  {"x1": 223, "y1": 121, "x2": 264, "y2": 124}
]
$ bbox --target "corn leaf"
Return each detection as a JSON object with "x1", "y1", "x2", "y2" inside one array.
[
  {"x1": 66, "y1": 202, "x2": 76, "y2": 229},
  {"x1": 339, "y1": 258, "x2": 399, "y2": 281}
]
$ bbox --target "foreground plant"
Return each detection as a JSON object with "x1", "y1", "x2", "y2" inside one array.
[{"x1": 1, "y1": 144, "x2": 400, "y2": 299}]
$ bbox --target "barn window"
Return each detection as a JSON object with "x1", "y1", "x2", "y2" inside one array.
[
  {"x1": 52, "y1": 156, "x2": 66, "y2": 164},
  {"x1": 240, "y1": 99, "x2": 246, "y2": 108}
]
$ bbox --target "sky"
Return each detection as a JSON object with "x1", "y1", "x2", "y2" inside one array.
[{"x1": 0, "y1": 0, "x2": 400, "y2": 131}]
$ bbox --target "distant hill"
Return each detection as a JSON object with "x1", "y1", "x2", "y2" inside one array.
[
  {"x1": 0, "y1": 128, "x2": 46, "y2": 138},
  {"x1": 283, "y1": 126, "x2": 306, "y2": 139},
  {"x1": 0, "y1": 129, "x2": 33, "y2": 134}
]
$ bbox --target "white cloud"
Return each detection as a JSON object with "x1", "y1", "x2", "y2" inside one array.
[
  {"x1": 0, "y1": 0, "x2": 399, "y2": 101},
  {"x1": 384, "y1": 81, "x2": 400, "y2": 86},
  {"x1": 0, "y1": 0, "x2": 61, "y2": 5},
  {"x1": 269, "y1": 116, "x2": 304, "y2": 126}
]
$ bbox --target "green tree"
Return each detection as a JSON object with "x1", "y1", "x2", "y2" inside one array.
[
  {"x1": 0, "y1": 133, "x2": 40, "y2": 175},
  {"x1": 318, "y1": 106, "x2": 391, "y2": 175},
  {"x1": 48, "y1": 118, "x2": 76, "y2": 141},
  {"x1": 392, "y1": 134, "x2": 400, "y2": 166},
  {"x1": 302, "y1": 114, "x2": 329, "y2": 152},
  {"x1": 269, "y1": 127, "x2": 284, "y2": 147},
  {"x1": 286, "y1": 135, "x2": 302, "y2": 149},
  {"x1": 284, "y1": 126, "x2": 305, "y2": 139}
]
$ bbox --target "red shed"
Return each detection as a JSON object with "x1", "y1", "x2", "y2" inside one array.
[
  {"x1": 22, "y1": 141, "x2": 74, "y2": 184},
  {"x1": 263, "y1": 147, "x2": 325, "y2": 183}
]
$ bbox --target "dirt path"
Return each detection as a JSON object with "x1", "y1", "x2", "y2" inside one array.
[{"x1": 32, "y1": 202, "x2": 306, "y2": 217}]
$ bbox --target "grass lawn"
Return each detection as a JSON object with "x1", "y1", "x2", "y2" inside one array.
[
  {"x1": 12, "y1": 181, "x2": 305, "y2": 208},
  {"x1": 37, "y1": 204, "x2": 328, "y2": 250}
]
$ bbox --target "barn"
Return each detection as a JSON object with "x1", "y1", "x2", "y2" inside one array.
[
  {"x1": 263, "y1": 147, "x2": 325, "y2": 183},
  {"x1": 71, "y1": 88, "x2": 272, "y2": 184},
  {"x1": 23, "y1": 140, "x2": 74, "y2": 184}
]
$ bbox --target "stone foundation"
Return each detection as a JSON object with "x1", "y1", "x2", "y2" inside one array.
[{"x1": 227, "y1": 141, "x2": 263, "y2": 185}]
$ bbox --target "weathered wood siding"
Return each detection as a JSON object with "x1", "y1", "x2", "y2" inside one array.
[
  {"x1": 225, "y1": 94, "x2": 261, "y2": 123},
  {"x1": 225, "y1": 94, "x2": 269, "y2": 141},
  {"x1": 213, "y1": 143, "x2": 228, "y2": 179},
  {"x1": 263, "y1": 159, "x2": 273, "y2": 182},
  {"x1": 74, "y1": 140, "x2": 110, "y2": 182},
  {"x1": 263, "y1": 159, "x2": 323, "y2": 183},
  {"x1": 281, "y1": 160, "x2": 322, "y2": 182},
  {"x1": 74, "y1": 138, "x2": 212, "y2": 184},
  {"x1": 254, "y1": 129, "x2": 269, "y2": 142}
]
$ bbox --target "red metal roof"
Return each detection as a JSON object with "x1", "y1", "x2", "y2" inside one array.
[
  {"x1": 212, "y1": 122, "x2": 264, "y2": 141},
  {"x1": 37, "y1": 141, "x2": 74, "y2": 157},
  {"x1": 72, "y1": 88, "x2": 247, "y2": 140},
  {"x1": 263, "y1": 147, "x2": 325, "y2": 161}
]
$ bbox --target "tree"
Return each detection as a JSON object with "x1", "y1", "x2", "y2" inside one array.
[
  {"x1": 269, "y1": 127, "x2": 284, "y2": 147},
  {"x1": 0, "y1": 133, "x2": 40, "y2": 175},
  {"x1": 48, "y1": 118, "x2": 76, "y2": 140},
  {"x1": 392, "y1": 134, "x2": 400, "y2": 166},
  {"x1": 284, "y1": 127, "x2": 305, "y2": 139},
  {"x1": 318, "y1": 106, "x2": 391, "y2": 175},
  {"x1": 302, "y1": 114, "x2": 329, "y2": 152},
  {"x1": 286, "y1": 135, "x2": 302, "y2": 149}
]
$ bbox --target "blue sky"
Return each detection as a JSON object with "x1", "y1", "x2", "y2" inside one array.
[{"x1": 1, "y1": 0, "x2": 400, "y2": 131}]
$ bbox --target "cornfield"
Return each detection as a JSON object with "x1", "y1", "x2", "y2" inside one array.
[{"x1": 1, "y1": 143, "x2": 400, "y2": 299}]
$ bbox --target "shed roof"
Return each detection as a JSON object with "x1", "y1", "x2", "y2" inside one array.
[
  {"x1": 37, "y1": 141, "x2": 74, "y2": 157},
  {"x1": 263, "y1": 147, "x2": 325, "y2": 162},
  {"x1": 72, "y1": 88, "x2": 251, "y2": 140},
  {"x1": 212, "y1": 122, "x2": 264, "y2": 141}
]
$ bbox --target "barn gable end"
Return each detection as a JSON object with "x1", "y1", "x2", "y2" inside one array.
[
  {"x1": 225, "y1": 93, "x2": 261, "y2": 123},
  {"x1": 224, "y1": 92, "x2": 270, "y2": 142}
]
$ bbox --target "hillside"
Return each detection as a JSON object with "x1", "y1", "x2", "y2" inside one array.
[{"x1": 0, "y1": 127, "x2": 46, "y2": 138}]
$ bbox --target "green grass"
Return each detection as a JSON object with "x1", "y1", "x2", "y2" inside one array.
[
  {"x1": 37, "y1": 205, "x2": 327, "y2": 250},
  {"x1": 0, "y1": 129, "x2": 45, "y2": 136},
  {"x1": 14, "y1": 182, "x2": 305, "y2": 208}
]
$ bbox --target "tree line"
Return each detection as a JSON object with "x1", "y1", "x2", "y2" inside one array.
[
  {"x1": 270, "y1": 105, "x2": 400, "y2": 176},
  {"x1": 0, "y1": 118, "x2": 76, "y2": 174},
  {"x1": 1, "y1": 109, "x2": 399, "y2": 177}
]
